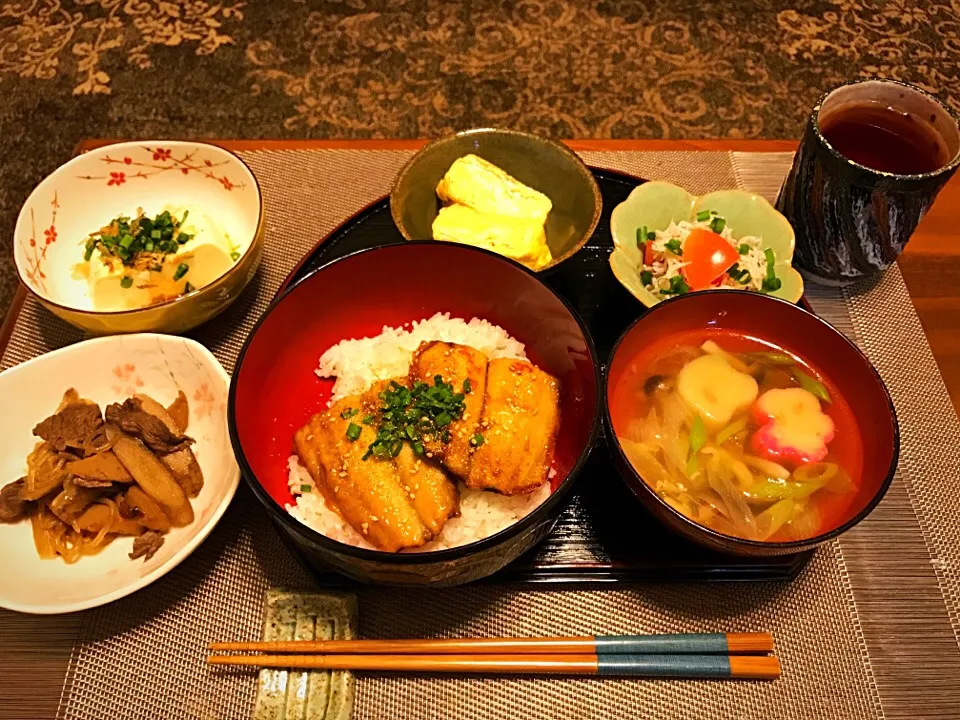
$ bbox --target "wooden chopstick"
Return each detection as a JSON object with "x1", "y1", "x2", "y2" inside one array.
[
  {"x1": 207, "y1": 652, "x2": 781, "y2": 680},
  {"x1": 209, "y1": 632, "x2": 774, "y2": 656}
]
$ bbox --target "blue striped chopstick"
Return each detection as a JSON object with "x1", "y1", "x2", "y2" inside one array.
[
  {"x1": 210, "y1": 632, "x2": 774, "y2": 656},
  {"x1": 208, "y1": 651, "x2": 781, "y2": 680}
]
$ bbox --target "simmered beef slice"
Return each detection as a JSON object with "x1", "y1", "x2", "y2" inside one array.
[
  {"x1": 0, "y1": 480, "x2": 32, "y2": 523},
  {"x1": 33, "y1": 403, "x2": 104, "y2": 453},
  {"x1": 129, "y1": 531, "x2": 164, "y2": 561},
  {"x1": 105, "y1": 399, "x2": 192, "y2": 454}
]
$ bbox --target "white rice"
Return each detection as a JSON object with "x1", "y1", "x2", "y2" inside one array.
[
  {"x1": 287, "y1": 314, "x2": 552, "y2": 552},
  {"x1": 317, "y1": 312, "x2": 527, "y2": 401}
]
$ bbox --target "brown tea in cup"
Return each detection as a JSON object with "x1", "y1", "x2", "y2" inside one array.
[
  {"x1": 776, "y1": 79, "x2": 960, "y2": 284},
  {"x1": 819, "y1": 102, "x2": 953, "y2": 175}
]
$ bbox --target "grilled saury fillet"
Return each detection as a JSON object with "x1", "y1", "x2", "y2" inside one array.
[
  {"x1": 466, "y1": 358, "x2": 561, "y2": 495},
  {"x1": 293, "y1": 381, "x2": 459, "y2": 552},
  {"x1": 409, "y1": 341, "x2": 488, "y2": 480}
]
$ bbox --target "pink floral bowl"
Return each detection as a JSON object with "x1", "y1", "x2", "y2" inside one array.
[
  {"x1": 13, "y1": 141, "x2": 264, "y2": 335},
  {"x1": 0, "y1": 333, "x2": 238, "y2": 614}
]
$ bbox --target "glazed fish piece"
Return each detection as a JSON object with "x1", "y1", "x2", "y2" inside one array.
[
  {"x1": 467, "y1": 358, "x2": 560, "y2": 495},
  {"x1": 294, "y1": 395, "x2": 429, "y2": 552},
  {"x1": 394, "y1": 444, "x2": 460, "y2": 536},
  {"x1": 409, "y1": 341, "x2": 488, "y2": 480},
  {"x1": 360, "y1": 380, "x2": 459, "y2": 537}
]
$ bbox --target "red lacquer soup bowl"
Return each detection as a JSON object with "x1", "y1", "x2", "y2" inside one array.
[
  {"x1": 230, "y1": 242, "x2": 601, "y2": 585},
  {"x1": 604, "y1": 290, "x2": 899, "y2": 557}
]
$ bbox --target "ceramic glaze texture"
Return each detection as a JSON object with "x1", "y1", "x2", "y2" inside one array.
[{"x1": 776, "y1": 80, "x2": 960, "y2": 284}]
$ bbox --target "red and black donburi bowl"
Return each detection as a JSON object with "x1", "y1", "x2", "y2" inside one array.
[
  {"x1": 229, "y1": 242, "x2": 601, "y2": 586},
  {"x1": 604, "y1": 290, "x2": 899, "y2": 557}
]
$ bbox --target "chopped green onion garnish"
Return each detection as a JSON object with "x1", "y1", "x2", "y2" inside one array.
[
  {"x1": 173, "y1": 263, "x2": 189, "y2": 281},
  {"x1": 640, "y1": 270, "x2": 653, "y2": 286},
  {"x1": 83, "y1": 210, "x2": 194, "y2": 269},
  {"x1": 760, "y1": 247, "x2": 780, "y2": 292},
  {"x1": 738, "y1": 243, "x2": 750, "y2": 255},
  {"x1": 120, "y1": 276, "x2": 133, "y2": 289},
  {"x1": 183, "y1": 281, "x2": 195, "y2": 293},
  {"x1": 710, "y1": 217, "x2": 726, "y2": 233},
  {"x1": 299, "y1": 484, "x2": 312, "y2": 493},
  {"x1": 362, "y1": 375, "x2": 468, "y2": 461},
  {"x1": 471, "y1": 433, "x2": 485, "y2": 447},
  {"x1": 340, "y1": 408, "x2": 358, "y2": 419},
  {"x1": 636, "y1": 227, "x2": 646, "y2": 249},
  {"x1": 647, "y1": 231, "x2": 656, "y2": 241},
  {"x1": 230, "y1": 251, "x2": 240, "y2": 261},
  {"x1": 345, "y1": 423, "x2": 362, "y2": 441},
  {"x1": 696, "y1": 209, "x2": 711, "y2": 222},
  {"x1": 728, "y1": 264, "x2": 752, "y2": 284},
  {"x1": 663, "y1": 275, "x2": 690, "y2": 295},
  {"x1": 463, "y1": 378, "x2": 472, "y2": 394},
  {"x1": 362, "y1": 414, "x2": 375, "y2": 425},
  {"x1": 664, "y1": 238, "x2": 683, "y2": 256}
]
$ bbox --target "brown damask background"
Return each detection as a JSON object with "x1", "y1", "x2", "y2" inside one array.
[{"x1": 1, "y1": 0, "x2": 958, "y2": 320}]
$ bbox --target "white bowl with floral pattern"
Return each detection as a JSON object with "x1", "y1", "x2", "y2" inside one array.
[
  {"x1": 13, "y1": 141, "x2": 264, "y2": 335},
  {"x1": 0, "y1": 333, "x2": 238, "y2": 614}
]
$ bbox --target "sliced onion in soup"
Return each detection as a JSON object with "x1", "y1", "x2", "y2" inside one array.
[
  {"x1": 743, "y1": 455, "x2": 791, "y2": 480},
  {"x1": 793, "y1": 462, "x2": 838, "y2": 484},
  {"x1": 756, "y1": 497, "x2": 795, "y2": 540}
]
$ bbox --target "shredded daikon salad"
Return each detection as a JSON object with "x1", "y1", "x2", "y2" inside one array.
[{"x1": 636, "y1": 210, "x2": 781, "y2": 300}]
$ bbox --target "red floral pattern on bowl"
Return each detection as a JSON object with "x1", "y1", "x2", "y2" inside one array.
[{"x1": 77, "y1": 145, "x2": 246, "y2": 191}]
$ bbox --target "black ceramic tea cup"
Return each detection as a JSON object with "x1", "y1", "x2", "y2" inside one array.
[{"x1": 777, "y1": 79, "x2": 960, "y2": 285}]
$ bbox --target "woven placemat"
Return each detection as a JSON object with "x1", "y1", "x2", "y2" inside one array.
[{"x1": 0, "y1": 149, "x2": 957, "y2": 720}]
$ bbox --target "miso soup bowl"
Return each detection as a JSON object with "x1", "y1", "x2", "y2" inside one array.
[{"x1": 603, "y1": 290, "x2": 899, "y2": 557}]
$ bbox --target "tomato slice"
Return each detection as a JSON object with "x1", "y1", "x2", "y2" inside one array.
[
  {"x1": 643, "y1": 240, "x2": 656, "y2": 265},
  {"x1": 680, "y1": 229, "x2": 739, "y2": 290}
]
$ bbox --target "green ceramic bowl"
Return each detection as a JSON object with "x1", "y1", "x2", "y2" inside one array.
[
  {"x1": 390, "y1": 128, "x2": 602, "y2": 271},
  {"x1": 609, "y1": 181, "x2": 804, "y2": 307}
]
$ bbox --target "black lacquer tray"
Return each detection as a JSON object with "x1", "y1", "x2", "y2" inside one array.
[{"x1": 283, "y1": 168, "x2": 813, "y2": 584}]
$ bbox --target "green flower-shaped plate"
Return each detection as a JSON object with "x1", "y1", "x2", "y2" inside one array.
[{"x1": 609, "y1": 181, "x2": 804, "y2": 308}]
